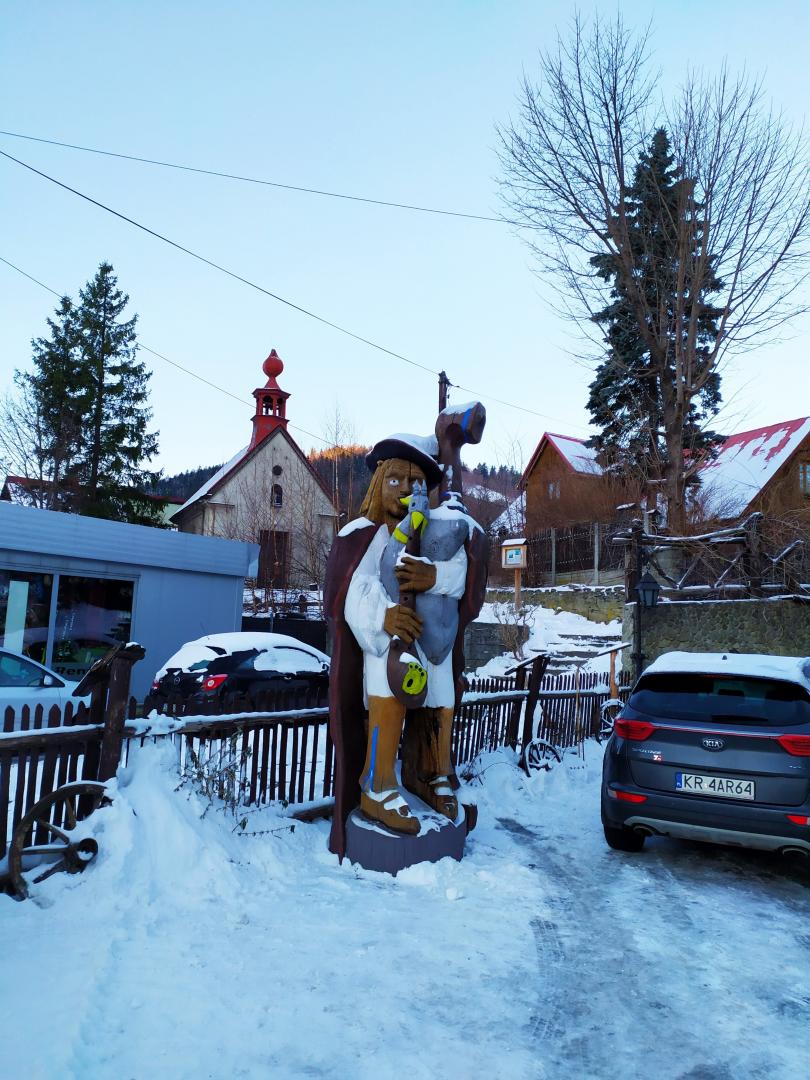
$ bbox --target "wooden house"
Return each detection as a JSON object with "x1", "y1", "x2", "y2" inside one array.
[
  {"x1": 520, "y1": 432, "x2": 616, "y2": 532},
  {"x1": 697, "y1": 417, "x2": 810, "y2": 522}
]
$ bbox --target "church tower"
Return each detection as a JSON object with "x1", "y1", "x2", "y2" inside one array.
[{"x1": 249, "y1": 349, "x2": 290, "y2": 450}]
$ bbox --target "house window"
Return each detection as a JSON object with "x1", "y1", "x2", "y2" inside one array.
[
  {"x1": 272, "y1": 484, "x2": 283, "y2": 507},
  {"x1": 800, "y1": 461, "x2": 810, "y2": 495},
  {"x1": 547, "y1": 480, "x2": 561, "y2": 499}
]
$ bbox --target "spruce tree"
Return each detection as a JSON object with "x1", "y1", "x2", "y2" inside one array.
[
  {"x1": 18, "y1": 263, "x2": 164, "y2": 525},
  {"x1": 587, "y1": 129, "x2": 724, "y2": 501},
  {"x1": 69, "y1": 263, "x2": 163, "y2": 524},
  {"x1": 22, "y1": 296, "x2": 85, "y2": 509}
]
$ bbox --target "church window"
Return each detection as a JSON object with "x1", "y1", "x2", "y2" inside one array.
[{"x1": 272, "y1": 484, "x2": 283, "y2": 507}]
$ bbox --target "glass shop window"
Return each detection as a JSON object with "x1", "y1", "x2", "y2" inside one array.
[
  {"x1": 52, "y1": 576, "x2": 134, "y2": 681},
  {"x1": 0, "y1": 570, "x2": 53, "y2": 664}
]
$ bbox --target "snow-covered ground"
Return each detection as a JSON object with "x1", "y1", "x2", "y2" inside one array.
[
  {"x1": 2, "y1": 741, "x2": 808, "y2": 1079},
  {"x1": 474, "y1": 600, "x2": 622, "y2": 679}
]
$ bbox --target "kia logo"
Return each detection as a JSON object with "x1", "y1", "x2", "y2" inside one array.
[{"x1": 702, "y1": 737, "x2": 725, "y2": 751}]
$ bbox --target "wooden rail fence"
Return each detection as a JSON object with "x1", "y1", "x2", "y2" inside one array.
[{"x1": 2, "y1": 656, "x2": 629, "y2": 860}]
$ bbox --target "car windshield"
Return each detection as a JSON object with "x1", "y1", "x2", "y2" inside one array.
[{"x1": 630, "y1": 672, "x2": 810, "y2": 727}]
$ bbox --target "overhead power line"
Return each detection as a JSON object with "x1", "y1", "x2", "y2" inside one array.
[
  {"x1": 0, "y1": 128, "x2": 507, "y2": 224},
  {"x1": 0, "y1": 150, "x2": 589, "y2": 432},
  {"x1": 0, "y1": 254, "x2": 329, "y2": 447}
]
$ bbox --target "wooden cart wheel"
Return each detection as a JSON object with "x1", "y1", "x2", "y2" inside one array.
[
  {"x1": 521, "y1": 738, "x2": 562, "y2": 774},
  {"x1": 7, "y1": 781, "x2": 108, "y2": 900},
  {"x1": 596, "y1": 698, "x2": 624, "y2": 744}
]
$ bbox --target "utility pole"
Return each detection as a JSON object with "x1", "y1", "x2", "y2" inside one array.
[{"x1": 438, "y1": 370, "x2": 450, "y2": 413}]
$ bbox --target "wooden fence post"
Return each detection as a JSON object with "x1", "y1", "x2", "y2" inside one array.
[
  {"x1": 98, "y1": 644, "x2": 146, "y2": 781},
  {"x1": 593, "y1": 522, "x2": 601, "y2": 586},
  {"x1": 520, "y1": 654, "x2": 549, "y2": 751},
  {"x1": 550, "y1": 529, "x2": 557, "y2": 587},
  {"x1": 507, "y1": 665, "x2": 527, "y2": 749},
  {"x1": 745, "y1": 513, "x2": 764, "y2": 597}
]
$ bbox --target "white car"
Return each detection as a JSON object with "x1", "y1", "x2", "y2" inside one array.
[{"x1": 0, "y1": 648, "x2": 87, "y2": 727}]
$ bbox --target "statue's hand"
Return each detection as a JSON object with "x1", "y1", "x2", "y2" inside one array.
[
  {"x1": 383, "y1": 604, "x2": 423, "y2": 645},
  {"x1": 395, "y1": 555, "x2": 437, "y2": 594}
]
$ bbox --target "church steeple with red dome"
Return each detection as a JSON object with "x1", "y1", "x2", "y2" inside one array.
[{"x1": 249, "y1": 349, "x2": 290, "y2": 449}]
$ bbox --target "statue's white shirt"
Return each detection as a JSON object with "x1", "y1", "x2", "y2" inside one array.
[{"x1": 344, "y1": 522, "x2": 467, "y2": 706}]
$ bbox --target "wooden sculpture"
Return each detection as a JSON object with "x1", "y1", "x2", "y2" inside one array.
[{"x1": 324, "y1": 405, "x2": 489, "y2": 868}]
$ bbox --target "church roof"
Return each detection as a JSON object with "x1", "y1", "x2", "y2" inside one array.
[{"x1": 171, "y1": 425, "x2": 336, "y2": 522}]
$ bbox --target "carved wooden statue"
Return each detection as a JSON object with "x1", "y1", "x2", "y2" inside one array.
[{"x1": 325, "y1": 404, "x2": 488, "y2": 862}]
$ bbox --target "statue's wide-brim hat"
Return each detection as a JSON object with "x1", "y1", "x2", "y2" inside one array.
[{"x1": 366, "y1": 432, "x2": 442, "y2": 489}]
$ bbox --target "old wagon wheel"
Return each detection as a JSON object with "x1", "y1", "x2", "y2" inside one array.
[
  {"x1": 521, "y1": 738, "x2": 562, "y2": 774},
  {"x1": 7, "y1": 781, "x2": 108, "y2": 900},
  {"x1": 596, "y1": 698, "x2": 624, "y2": 744}
]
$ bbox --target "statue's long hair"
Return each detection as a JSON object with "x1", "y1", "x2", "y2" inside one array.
[{"x1": 359, "y1": 458, "x2": 422, "y2": 524}]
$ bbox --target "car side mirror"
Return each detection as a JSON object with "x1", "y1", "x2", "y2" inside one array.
[{"x1": 41, "y1": 674, "x2": 55, "y2": 687}]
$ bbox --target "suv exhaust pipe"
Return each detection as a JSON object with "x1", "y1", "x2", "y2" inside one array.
[
  {"x1": 633, "y1": 825, "x2": 655, "y2": 838},
  {"x1": 780, "y1": 846, "x2": 809, "y2": 861}
]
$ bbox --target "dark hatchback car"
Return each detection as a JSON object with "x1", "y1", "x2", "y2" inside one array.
[
  {"x1": 148, "y1": 632, "x2": 330, "y2": 711},
  {"x1": 602, "y1": 652, "x2": 810, "y2": 858}
]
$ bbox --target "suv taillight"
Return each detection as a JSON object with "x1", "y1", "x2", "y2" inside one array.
[
  {"x1": 151, "y1": 679, "x2": 160, "y2": 690},
  {"x1": 777, "y1": 734, "x2": 810, "y2": 756},
  {"x1": 614, "y1": 718, "x2": 655, "y2": 741},
  {"x1": 202, "y1": 674, "x2": 228, "y2": 693}
]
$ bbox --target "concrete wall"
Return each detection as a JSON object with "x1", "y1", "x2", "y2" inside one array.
[
  {"x1": 622, "y1": 596, "x2": 810, "y2": 672},
  {"x1": 486, "y1": 585, "x2": 624, "y2": 625}
]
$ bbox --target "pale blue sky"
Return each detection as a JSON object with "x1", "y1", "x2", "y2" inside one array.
[{"x1": 2, "y1": 2, "x2": 808, "y2": 476}]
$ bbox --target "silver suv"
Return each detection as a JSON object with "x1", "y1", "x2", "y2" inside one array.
[{"x1": 601, "y1": 652, "x2": 810, "y2": 857}]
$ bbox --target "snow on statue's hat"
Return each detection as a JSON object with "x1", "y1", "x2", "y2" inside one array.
[{"x1": 366, "y1": 432, "x2": 443, "y2": 489}]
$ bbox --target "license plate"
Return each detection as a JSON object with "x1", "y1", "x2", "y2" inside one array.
[{"x1": 675, "y1": 772, "x2": 755, "y2": 800}]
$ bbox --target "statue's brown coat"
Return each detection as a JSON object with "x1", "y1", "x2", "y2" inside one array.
[{"x1": 324, "y1": 521, "x2": 489, "y2": 859}]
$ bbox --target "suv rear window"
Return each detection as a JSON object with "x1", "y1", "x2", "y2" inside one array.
[{"x1": 629, "y1": 672, "x2": 810, "y2": 727}]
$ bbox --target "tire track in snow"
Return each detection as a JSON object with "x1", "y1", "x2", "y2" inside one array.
[{"x1": 497, "y1": 813, "x2": 806, "y2": 1080}]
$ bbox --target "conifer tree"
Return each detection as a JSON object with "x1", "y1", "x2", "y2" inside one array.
[
  {"x1": 12, "y1": 263, "x2": 164, "y2": 524},
  {"x1": 586, "y1": 129, "x2": 724, "y2": 495},
  {"x1": 20, "y1": 296, "x2": 85, "y2": 509},
  {"x1": 70, "y1": 263, "x2": 163, "y2": 524}
]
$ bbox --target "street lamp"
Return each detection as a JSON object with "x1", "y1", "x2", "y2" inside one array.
[
  {"x1": 632, "y1": 571, "x2": 660, "y2": 681},
  {"x1": 636, "y1": 571, "x2": 661, "y2": 610}
]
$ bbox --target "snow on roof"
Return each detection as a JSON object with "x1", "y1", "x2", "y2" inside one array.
[
  {"x1": 464, "y1": 484, "x2": 509, "y2": 503},
  {"x1": 491, "y1": 491, "x2": 526, "y2": 534},
  {"x1": 697, "y1": 417, "x2": 810, "y2": 517},
  {"x1": 545, "y1": 433, "x2": 603, "y2": 475},
  {"x1": 645, "y1": 650, "x2": 810, "y2": 690},
  {"x1": 172, "y1": 446, "x2": 250, "y2": 518}
]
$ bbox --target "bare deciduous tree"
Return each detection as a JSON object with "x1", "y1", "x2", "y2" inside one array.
[{"x1": 498, "y1": 14, "x2": 810, "y2": 529}]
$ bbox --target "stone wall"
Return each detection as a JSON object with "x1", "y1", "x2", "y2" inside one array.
[
  {"x1": 622, "y1": 596, "x2": 810, "y2": 672},
  {"x1": 486, "y1": 585, "x2": 624, "y2": 625},
  {"x1": 464, "y1": 620, "x2": 530, "y2": 672}
]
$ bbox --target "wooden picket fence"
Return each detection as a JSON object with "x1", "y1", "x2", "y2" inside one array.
[{"x1": 1, "y1": 661, "x2": 629, "y2": 861}]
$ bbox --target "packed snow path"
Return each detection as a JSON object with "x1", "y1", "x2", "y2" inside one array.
[{"x1": 1, "y1": 742, "x2": 808, "y2": 1079}]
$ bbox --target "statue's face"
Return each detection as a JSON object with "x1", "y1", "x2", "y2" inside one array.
[{"x1": 381, "y1": 458, "x2": 426, "y2": 530}]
